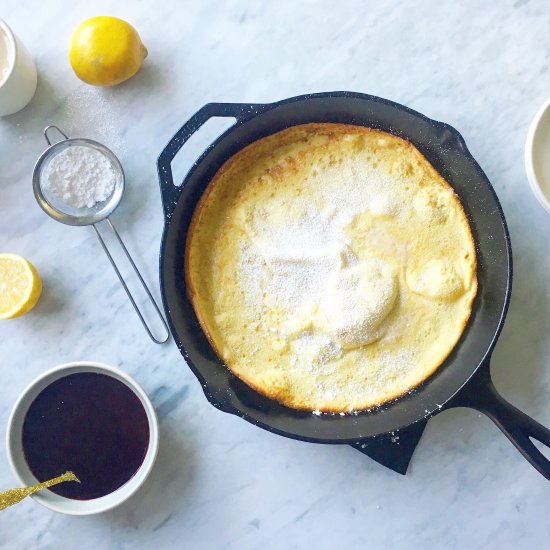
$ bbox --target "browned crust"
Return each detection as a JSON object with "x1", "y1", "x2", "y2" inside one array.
[{"x1": 185, "y1": 123, "x2": 478, "y2": 412}]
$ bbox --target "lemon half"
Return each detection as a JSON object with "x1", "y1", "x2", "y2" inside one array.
[
  {"x1": 69, "y1": 16, "x2": 148, "y2": 86},
  {"x1": 0, "y1": 254, "x2": 42, "y2": 319}
]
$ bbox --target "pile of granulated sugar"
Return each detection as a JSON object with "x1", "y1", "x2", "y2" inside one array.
[{"x1": 239, "y1": 202, "x2": 340, "y2": 313}]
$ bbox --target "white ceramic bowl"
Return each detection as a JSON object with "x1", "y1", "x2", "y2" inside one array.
[
  {"x1": 525, "y1": 96, "x2": 550, "y2": 215},
  {"x1": 6, "y1": 361, "x2": 159, "y2": 515},
  {"x1": 0, "y1": 18, "x2": 37, "y2": 116}
]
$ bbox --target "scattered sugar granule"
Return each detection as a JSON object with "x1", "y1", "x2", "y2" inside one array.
[{"x1": 45, "y1": 146, "x2": 115, "y2": 208}]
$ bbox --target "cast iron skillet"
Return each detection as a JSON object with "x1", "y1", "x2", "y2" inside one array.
[{"x1": 157, "y1": 91, "x2": 550, "y2": 479}]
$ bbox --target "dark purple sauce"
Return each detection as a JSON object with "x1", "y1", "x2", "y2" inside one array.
[{"x1": 22, "y1": 372, "x2": 150, "y2": 500}]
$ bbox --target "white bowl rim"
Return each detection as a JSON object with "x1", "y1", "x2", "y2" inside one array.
[
  {"x1": 525, "y1": 95, "x2": 550, "y2": 215},
  {"x1": 6, "y1": 361, "x2": 159, "y2": 515}
]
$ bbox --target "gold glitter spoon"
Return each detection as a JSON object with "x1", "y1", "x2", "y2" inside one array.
[{"x1": 0, "y1": 471, "x2": 80, "y2": 511}]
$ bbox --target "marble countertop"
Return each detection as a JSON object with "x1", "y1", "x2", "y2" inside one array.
[{"x1": 1, "y1": 0, "x2": 550, "y2": 548}]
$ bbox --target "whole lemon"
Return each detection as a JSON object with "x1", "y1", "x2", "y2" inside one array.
[{"x1": 69, "y1": 16, "x2": 147, "y2": 86}]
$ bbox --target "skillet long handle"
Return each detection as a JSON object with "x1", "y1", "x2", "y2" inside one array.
[
  {"x1": 451, "y1": 365, "x2": 550, "y2": 480},
  {"x1": 156, "y1": 102, "x2": 268, "y2": 217}
]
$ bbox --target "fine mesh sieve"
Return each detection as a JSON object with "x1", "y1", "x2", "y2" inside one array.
[{"x1": 32, "y1": 125, "x2": 169, "y2": 344}]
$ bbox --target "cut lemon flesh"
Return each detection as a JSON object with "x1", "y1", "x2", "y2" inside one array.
[{"x1": 0, "y1": 254, "x2": 42, "y2": 319}]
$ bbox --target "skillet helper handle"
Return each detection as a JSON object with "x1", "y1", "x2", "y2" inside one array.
[
  {"x1": 157, "y1": 102, "x2": 266, "y2": 215},
  {"x1": 453, "y1": 366, "x2": 550, "y2": 480},
  {"x1": 93, "y1": 219, "x2": 170, "y2": 345}
]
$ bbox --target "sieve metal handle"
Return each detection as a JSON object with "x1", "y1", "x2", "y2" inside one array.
[
  {"x1": 93, "y1": 219, "x2": 170, "y2": 344},
  {"x1": 44, "y1": 125, "x2": 69, "y2": 146}
]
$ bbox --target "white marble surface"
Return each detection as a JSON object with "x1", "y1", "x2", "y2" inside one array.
[{"x1": 1, "y1": 0, "x2": 550, "y2": 548}]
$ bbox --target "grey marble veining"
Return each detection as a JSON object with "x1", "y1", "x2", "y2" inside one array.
[{"x1": 1, "y1": 0, "x2": 550, "y2": 548}]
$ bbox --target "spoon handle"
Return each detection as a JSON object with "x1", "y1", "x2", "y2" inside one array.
[{"x1": 0, "y1": 471, "x2": 79, "y2": 511}]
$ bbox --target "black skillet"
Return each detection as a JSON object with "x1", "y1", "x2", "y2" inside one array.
[{"x1": 157, "y1": 91, "x2": 550, "y2": 480}]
